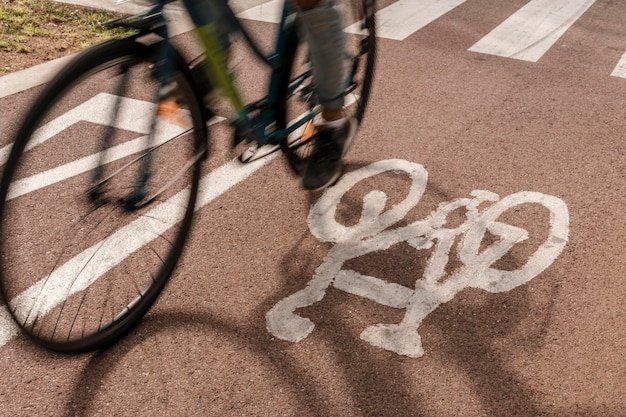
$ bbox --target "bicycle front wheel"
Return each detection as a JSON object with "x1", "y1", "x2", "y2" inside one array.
[
  {"x1": 280, "y1": 0, "x2": 377, "y2": 173},
  {"x1": 0, "y1": 38, "x2": 205, "y2": 353}
]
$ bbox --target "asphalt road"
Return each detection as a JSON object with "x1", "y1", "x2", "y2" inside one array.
[{"x1": 0, "y1": 0, "x2": 624, "y2": 416}]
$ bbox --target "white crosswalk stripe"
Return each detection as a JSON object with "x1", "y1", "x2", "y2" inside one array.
[
  {"x1": 468, "y1": 0, "x2": 596, "y2": 62},
  {"x1": 345, "y1": 0, "x2": 467, "y2": 40},
  {"x1": 1, "y1": 0, "x2": 625, "y2": 99},
  {"x1": 233, "y1": 0, "x2": 624, "y2": 76}
]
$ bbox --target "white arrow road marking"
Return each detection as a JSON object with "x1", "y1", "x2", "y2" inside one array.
[
  {"x1": 2, "y1": 93, "x2": 225, "y2": 198},
  {"x1": 0, "y1": 89, "x2": 326, "y2": 348},
  {"x1": 1, "y1": 93, "x2": 156, "y2": 167},
  {"x1": 0, "y1": 152, "x2": 278, "y2": 348}
]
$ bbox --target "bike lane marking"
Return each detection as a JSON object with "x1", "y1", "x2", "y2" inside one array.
[
  {"x1": 266, "y1": 160, "x2": 570, "y2": 358},
  {"x1": 468, "y1": 0, "x2": 596, "y2": 62},
  {"x1": 0, "y1": 93, "x2": 159, "y2": 167}
]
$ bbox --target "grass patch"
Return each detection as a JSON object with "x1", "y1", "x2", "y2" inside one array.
[{"x1": 0, "y1": 0, "x2": 130, "y2": 73}]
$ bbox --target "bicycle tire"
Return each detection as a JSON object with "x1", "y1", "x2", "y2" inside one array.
[
  {"x1": 0, "y1": 38, "x2": 206, "y2": 353},
  {"x1": 279, "y1": 0, "x2": 377, "y2": 174}
]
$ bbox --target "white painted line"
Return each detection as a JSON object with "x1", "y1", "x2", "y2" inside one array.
[
  {"x1": 334, "y1": 270, "x2": 413, "y2": 309},
  {"x1": 611, "y1": 51, "x2": 626, "y2": 78},
  {"x1": 1, "y1": 93, "x2": 155, "y2": 166},
  {"x1": 468, "y1": 0, "x2": 596, "y2": 62},
  {"x1": 0, "y1": 56, "x2": 75, "y2": 99},
  {"x1": 6, "y1": 133, "x2": 184, "y2": 201},
  {"x1": 0, "y1": 305, "x2": 18, "y2": 349},
  {"x1": 3, "y1": 93, "x2": 225, "y2": 199},
  {"x1": 345, "y1": 0, "x2": 467, "y2": 41},
  {"x1": 56, "y1": 0, "x2": 147, "y2": 14},
  {"x1": 239, "y1": 0, "x2": 468, "y2": 41},
  {"x1": 236, "y1": 0, "x2": 282, "y2": 23},
  {"x1": 0, "y1": 152, "x2": 277, "y2": 348}
]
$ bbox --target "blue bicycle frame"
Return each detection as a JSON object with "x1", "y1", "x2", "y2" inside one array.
[{"x1": 134, "y1": 0, "x2": 322, "y2": 147}]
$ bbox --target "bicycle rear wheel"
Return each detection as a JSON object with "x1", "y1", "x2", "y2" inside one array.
[
  {"x1": 280, "y1": 0, "x2": 377, "y2": 173},
  {"x1": 0, "y1": 38, "x2": 205, "y2": 353}
]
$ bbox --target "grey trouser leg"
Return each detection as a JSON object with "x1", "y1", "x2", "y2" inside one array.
[{"x1": 296, "y1": 0, "x2": 346, "y2": 110}]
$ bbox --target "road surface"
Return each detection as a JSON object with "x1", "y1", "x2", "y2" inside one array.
[{"x1": 0, "y1": 0, "x2": 624, "y2": 415}]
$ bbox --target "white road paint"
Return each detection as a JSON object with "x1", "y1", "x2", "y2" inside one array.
[
  {"x1": 611, "y1": 52, "x2": 626, "y2": 78},
  {"x1": 0, "y1": 55, "x2": 75, "y2": 99},
  {"x1": 345, "y1": 0, "x2": 467, "y2": 41},
  {"x1": 0, "y1": 154, "x2": 277, "y2": 348},
  {"x1": 0, "y1": 88, "x2": 317, "y2": 348},
  {"x1": 0, "y1": 0, "x2": 615, "y2": 100},
  {"x1": 2, "y1": 93, "x2": 225, "y2": 199},
  {"x1": 236, "y1": 0, "x2": 283, "y2": 23},
  {"x1": 238, "y1": 0, "x2": 469, "y2": 41},
  {"x1": 468, "y1": 0, "x2": 596, "y2": 62},
  {"x1": 0, "y1": 306, "x2": 18, "y2": 349},
  {"x1": 0, "y1": 93, "x2": 159, "y2": 166},
  {"x1": 266, "y1": 159, "x2": 570, "y2": 358}
]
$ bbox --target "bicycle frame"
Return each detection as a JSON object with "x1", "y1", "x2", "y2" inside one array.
[
  {"x1": 117, "y1": 0, "x2": 321, "y2": 147},
  {"x1": 0, "y1": 0, "x2": 373, "y2": 353}
]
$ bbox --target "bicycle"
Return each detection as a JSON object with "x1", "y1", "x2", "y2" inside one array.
[{"x1": 0, "y1": 0, "x2": 376, "y2": 353}]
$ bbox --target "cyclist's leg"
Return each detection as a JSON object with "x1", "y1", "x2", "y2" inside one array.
[
  {"x1": 294, "y1": 0, "x2": 346, "y2": 121},
  {"x1": 294, "y1": 0, "x2": 357, "y2": 191}
]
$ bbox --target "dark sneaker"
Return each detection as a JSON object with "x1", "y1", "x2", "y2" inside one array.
[{"x1": 302, "y1": 117, "x2": 357, "y2": 191}]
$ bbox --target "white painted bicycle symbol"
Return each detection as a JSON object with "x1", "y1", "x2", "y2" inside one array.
[{"x1": 267, "y1": 159, "x2": 570, "y2": 358}]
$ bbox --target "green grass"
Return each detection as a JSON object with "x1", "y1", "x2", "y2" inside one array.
[{"x1": 0, "y1": 0, "x2": 130, "y2": 72}]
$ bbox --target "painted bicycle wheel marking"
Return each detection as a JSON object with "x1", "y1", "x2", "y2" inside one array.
[{"x1": 266, "y1": 159, "x2": 569, "y2": 358}]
